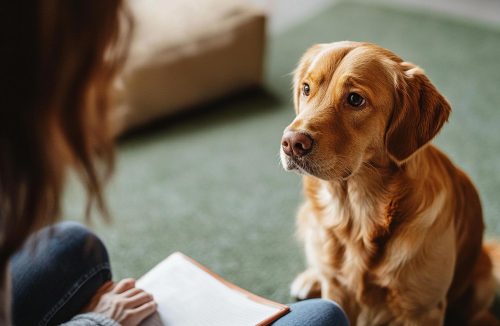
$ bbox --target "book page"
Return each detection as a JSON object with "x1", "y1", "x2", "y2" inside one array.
[{"x1": 137, "y1": 252, "x2": 288, "y2": 326}]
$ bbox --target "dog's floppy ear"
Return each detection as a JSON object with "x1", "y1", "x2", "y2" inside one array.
[{"x1": 385, "y1": 62, "x2": 451, "y2": 163}]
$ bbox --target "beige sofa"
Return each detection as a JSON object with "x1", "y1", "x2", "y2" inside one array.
[{"x1": 114, "y1": 0, "x2": 267, "y2": 133}]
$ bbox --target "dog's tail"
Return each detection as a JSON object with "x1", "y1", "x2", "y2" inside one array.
[{"x1": 484, "y1": 241, "x2": 500, "y2": 290}]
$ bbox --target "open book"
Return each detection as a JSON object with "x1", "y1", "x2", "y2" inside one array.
[{"x1": 137, "y1": 252, "x2": 290, "y2": 326}]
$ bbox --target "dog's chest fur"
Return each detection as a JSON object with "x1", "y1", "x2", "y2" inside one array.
[
  {"x1": 300, "y1": 173, "x2": 453, "y2": 324},
  {"x1": 309, "y1": 181, "x2": 389, "y2": 298},
  {"x1": 300, "y1": 175, "x2": 419, "y2": 322}
]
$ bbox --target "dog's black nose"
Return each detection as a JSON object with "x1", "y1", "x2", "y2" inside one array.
[{"x1": 282, "y1": 131, "x2": 313, "y2": 157}]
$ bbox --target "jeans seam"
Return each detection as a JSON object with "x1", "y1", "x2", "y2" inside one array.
[{"x1": 38, "y1": 262, "x2": 111, "y2": 326}]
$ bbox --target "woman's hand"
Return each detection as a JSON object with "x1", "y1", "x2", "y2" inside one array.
[{"x1": 84, "y1": 278, "x2": 157, "y2": 326}]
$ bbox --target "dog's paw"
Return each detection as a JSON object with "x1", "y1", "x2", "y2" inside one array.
[{"x1": 290, "y1": 269, "x2": 322, "y2": 300}]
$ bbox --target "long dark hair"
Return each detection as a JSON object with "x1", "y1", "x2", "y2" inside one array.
[{"x1": 0, "y1": 0, "x2": 131, "y2": 264}]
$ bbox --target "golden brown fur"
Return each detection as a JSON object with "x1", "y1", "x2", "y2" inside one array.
[{"x1": 280, "y1": 41, "x2": 498, "y2": 325}]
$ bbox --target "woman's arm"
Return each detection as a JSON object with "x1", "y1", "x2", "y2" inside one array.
[{"x1": 60, "y1": 312, "x2": 119, "y2": 326}]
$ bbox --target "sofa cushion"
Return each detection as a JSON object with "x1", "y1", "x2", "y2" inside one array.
[{"x1": 114, "y1": 0, "x2": 266, "y2": 133}]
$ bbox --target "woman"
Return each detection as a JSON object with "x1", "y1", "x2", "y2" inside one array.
[
  {"x1": 1, "y1": 2, "x2": 156, "y2": 324},
  {"x1": 1, "y1": 1, "x2": 349, "y2": 325}
]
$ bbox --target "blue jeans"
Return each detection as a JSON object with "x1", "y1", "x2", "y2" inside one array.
[
  {"x1": 274, "y1": 299, "x2": 349, "y2": 326},
  {"x1": 11, "y1": 222, "x2": 349, "y2": 326},
  {"x1": 10, "y1": 222, "x2": 112, "y2": 326}
]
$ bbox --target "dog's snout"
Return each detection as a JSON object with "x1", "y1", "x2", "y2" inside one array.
[{"x1": 282, "y1": 131, "x2": 313, "y2": 157}]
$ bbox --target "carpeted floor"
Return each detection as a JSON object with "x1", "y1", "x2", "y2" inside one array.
[{"x1": 63, "y1": 1, "x2": 500, "y2": 304}]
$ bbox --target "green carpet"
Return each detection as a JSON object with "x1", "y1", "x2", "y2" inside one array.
[{"x1": 63, "y1": 1, "x2": 500, "y2": 303}]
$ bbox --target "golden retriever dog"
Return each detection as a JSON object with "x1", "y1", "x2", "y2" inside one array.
[{"x1": 280, "y1": 41, "x2": 500, "y2": 325}]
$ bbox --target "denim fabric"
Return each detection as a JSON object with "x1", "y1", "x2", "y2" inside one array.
[
  {"x1": 273, "y1": 299, "x2": 350, "y2": 326},
  {"x1": 10, "y1": 222, "x2": 112, "y2": 326}
]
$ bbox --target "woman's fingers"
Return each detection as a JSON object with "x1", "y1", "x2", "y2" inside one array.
[
  {"x1": 121, "y1": 286, "x2": 143, "y2": 298},
  {"x1": 86, "y1": 277, "x2": 157, "y2": 326},
  {"x1": 128, "y1": 301, "x2": 157, "y2": 324},
  {"x1": 113, "y1": 278, "x2": 136, "y2": 293},
  {"x1": 125, "y1": 291, "x2": 154, "y2": 308}
]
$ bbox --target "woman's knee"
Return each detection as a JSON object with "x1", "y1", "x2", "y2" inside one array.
[
  {"x1": 308, "y1": 299, "x2": 349, "y2": 325},
  {"x1": 274, "y1": 299, "x2": 349, "y2": 326},
  {"x1": 11, "y1": 221, "x2": 112, "y2": 325},
  {"x1": 15, "y1": 221, "x2": 111, "y2": 276},
  {"x1": 50, "y1": 221, "x2": 110, "y2": 268}
]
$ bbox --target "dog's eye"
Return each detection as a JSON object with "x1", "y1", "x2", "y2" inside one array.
[
  {"x1": 302, "y1": 83, "x2": 310, "y2": 97},
  {"x1": 347, "y1": 92, "x2": 365, "y2": 108}
]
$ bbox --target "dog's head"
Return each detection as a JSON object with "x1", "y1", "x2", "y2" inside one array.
[{"x1": 280, "y1": 41, "x2": 451, "y2": 180}]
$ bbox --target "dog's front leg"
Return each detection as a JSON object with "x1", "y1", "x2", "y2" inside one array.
[{"x1": 290, "y1": 268, "x2": 322, "y2": 300}]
